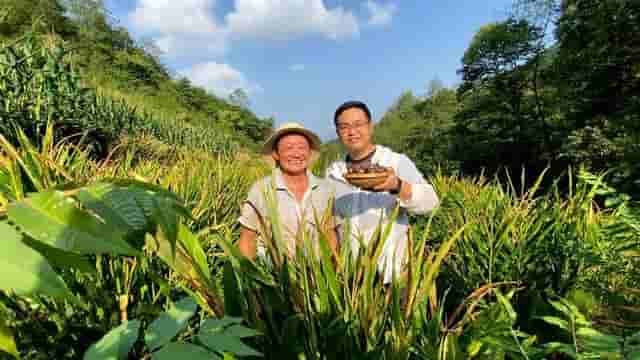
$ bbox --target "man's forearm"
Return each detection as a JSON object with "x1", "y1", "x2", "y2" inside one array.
[
  {"x1": 239, "y1": 228, "x2": 258, "y2": 259},
  {"x1": 397, "y1": 179, "x2": 412, "y2": 203},
  {"x1": 397, "y1": 181, "x2": 439, "y2": 214}
]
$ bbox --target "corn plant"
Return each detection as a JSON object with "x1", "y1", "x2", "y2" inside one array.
[{"x1": 0, "y1": 34, "x2": 247, "y2": 158}]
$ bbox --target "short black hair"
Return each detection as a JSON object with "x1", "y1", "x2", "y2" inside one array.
[{"x1": 333, "y1": 101, "x2": 371, "y2": 125}]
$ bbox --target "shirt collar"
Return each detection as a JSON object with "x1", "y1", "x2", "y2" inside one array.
[{"x1": 274, "y1": 167, "x2": 320, "y2": 191}]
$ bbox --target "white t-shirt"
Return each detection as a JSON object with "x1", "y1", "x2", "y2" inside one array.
[{"x1": 327, "y1": 145, "x2": 439, "y2": 283}]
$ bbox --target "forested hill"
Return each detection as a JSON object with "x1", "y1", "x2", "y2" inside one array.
[
  {"x1": 374, "y1": 0, "x2": 640, "y2": 198},
  {"x1": 0, "y1": 0, "x2": 272, "y2": 151}
]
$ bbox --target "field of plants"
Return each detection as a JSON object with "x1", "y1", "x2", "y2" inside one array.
[{"x1": 1, "y1": 25, "x2": 640, "y2": 360}]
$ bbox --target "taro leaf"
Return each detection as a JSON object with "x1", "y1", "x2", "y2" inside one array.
[
  {"x1": 198, "y1": 333, "x2": 262, "y2": 357},
  {"x1": 223, "y1": 325, "x2": 261, "y2": 339},
  {"x1": 145, "y1": 296, "x2": 198, "y2": 351},
  {"x1": 199, "y1": 317, "x2": 243, "y2": 332},
  {"x1": 152, "y1": 342, "x2": 219, "y2": 360},
  {"x1": 198, "y1": 317, "x2": 262, "y2": 357},
  {"x1": 0, "y1": 221, "x2": 73, "y2": 301},
  {"x1": 83, "y1": 320, "x2": 141, "y2": 360},
  {"x1": 22, "y1": 236, "x2": 94, "y2": 273},
  {"x1": 74, "y1": 183, "x2": 138, "y2": 232},
  {"x1": 79, "y1": 181, "x2": 190, "y2": 261},
  {"x1": 8, "y1": 190, "x2": 139, "y2": 256}
]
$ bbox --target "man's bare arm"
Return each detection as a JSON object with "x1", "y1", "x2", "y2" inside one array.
[{"x1": 238, "y1": 226, "x2": 258, "y2": 259}]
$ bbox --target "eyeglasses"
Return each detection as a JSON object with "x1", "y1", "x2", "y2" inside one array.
[{"x1": 336, "y1": 121, "x2": 369, "y2": 132}]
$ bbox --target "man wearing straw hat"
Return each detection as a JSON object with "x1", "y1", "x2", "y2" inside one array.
[
  {"x1": 238, "y1": 122, "x2": 339, "y2": 260},
  {"x1": 327, "y1": 101, "x2": 440, "y2": 284}
]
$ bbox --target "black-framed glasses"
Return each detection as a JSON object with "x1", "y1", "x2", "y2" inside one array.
[{"x1": 336, "y1": 121, "x2": 368, "y2": 132}]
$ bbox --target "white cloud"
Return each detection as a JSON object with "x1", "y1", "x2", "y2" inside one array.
[
  {"x1": 364, "y1": 1, "x2": 397, "y2": 27},
  {"x1": 129, "y1": 0, "x2": 219, "y2": 34},
  {"x1": 127, "y1": 0, "x2": 392, "y2": 58},
  {"x1": 180, "y1": 62, "x2": 260, "y2": 97},
  {"x1": 129, "y1": 0, "x2": 228, "y2": 56},
  {"x1": 226, "y1": 0, "x2": 360, "y2": 40},
  {"x1": 289, "y1": 64, "x2": 305, "y2": 72}
]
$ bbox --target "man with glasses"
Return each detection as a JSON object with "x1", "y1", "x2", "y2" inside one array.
[{"x1": 327, "y1": 101, "x2": 439, "y2": 284}]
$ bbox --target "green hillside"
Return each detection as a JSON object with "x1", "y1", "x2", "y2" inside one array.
[{"x1": 0, "y1": 0, "x2": 272, "y2": 153}]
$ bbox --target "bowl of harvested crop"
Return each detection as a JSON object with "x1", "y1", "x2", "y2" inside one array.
[{"x1": 344, "y1": 164, "x2": 392, "y2": 190}]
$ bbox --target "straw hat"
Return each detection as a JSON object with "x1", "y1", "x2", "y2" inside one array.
[{"x1": 262, "y1": 122, "x2": 322, "y2": 155}]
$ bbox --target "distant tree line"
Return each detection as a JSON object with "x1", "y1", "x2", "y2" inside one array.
[{"x1": 375, "y1": 0, "x2": 640, "y2": 197}]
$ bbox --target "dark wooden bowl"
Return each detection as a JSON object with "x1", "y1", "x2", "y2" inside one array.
[{"x1": 344, "y1": 170, "x2": 391, "y2": 189}]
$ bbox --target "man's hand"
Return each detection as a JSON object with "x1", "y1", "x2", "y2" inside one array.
[
  {"x1": 371, "y1": 167, "x2": 401, "y2": 192},
  {"x1": 371, "y1": 167, "x2": 412, "y2": 201}
]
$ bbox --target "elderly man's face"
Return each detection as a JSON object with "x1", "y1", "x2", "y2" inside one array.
[{"x1": 273, "y1": 133, "x2": 311, "y2": 175}]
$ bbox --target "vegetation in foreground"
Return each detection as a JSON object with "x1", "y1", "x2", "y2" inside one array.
[{"x1": 0, "y1": 124, "x2": 638, "y2": 359}]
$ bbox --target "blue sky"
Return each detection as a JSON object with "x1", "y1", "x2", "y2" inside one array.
[{"x1": 104, "y1": 0, "x2": 515, "y2": 140}]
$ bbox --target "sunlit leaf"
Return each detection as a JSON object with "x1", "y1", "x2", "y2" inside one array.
[
  {"x1": 145, "y1": 296, "x2": 198, "y2": 351},
  {"x1": 0, "y1": 221, "x2": 73, "y2": 301},
  {"x1": 84, "y1": 320, "x2": 140, "y2": 360}
]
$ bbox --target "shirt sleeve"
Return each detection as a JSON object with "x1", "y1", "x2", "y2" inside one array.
[
  {"x1": 396, "y1": 154, "x2": 439, "y2": 215},
  {"x1": 238, "y1": 182, "x2": 264, "y2": 231}
]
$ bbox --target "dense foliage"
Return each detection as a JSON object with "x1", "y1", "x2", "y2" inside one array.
[{"x1": 374, "y1": 0, "x2": 640, "y2": 198}]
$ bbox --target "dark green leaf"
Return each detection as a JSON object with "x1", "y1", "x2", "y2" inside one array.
[
  {"x1": 223, "y1": 262, "x2": 242, "y2": 317},
  {"x1": 145, "y1": 297, "x2": 198, "y2": 351},
  {"x1": 83, "y1": 320, "x2": 141, "y2": 360},
  {"x1": 22, "y1": 236, "x2": 95, "y2": 273},
  {"x1": 8, "y1": 190, "x2": 139, "y2": 255},
  {"x1": 198, "y1": 333, "x2": 262, "y2": 357},
  {"x1": 152, "y1": 342, "x2": 219, "y2": 360}
]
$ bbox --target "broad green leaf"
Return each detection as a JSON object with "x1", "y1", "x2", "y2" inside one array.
[
  {"x1": 199, "y1": 317, "x2": 243, "y2": 333},
  {"x1": 145, "y1": 297, "x2": 198, "y2": 351},
  {"x1": 22, "y1": 236, "x2": 95, "y2": 273},
  {"x1": 152, "y1": 342, "x2": 219, "y2": 360},
  {"x1": 0, "y1": 221, "x2": 73, "y2": 301},
  {"x1": 198, "y1": 317, "x2": 261, "y2": 357},
  {"x1": 8, "y1": 190, "x2": 139, "y2": 256},
  {"x1": 197, "y1": 333, "x2": 262, "y2": 357},
  {"x1": 74, "y1": 184, "x2": 139, "y2": 232},
  {"x1": 83, "y1": 320, "x2": 141, "y2": 360},
  {"x1": 223, "y1": 325, "x2": 261, "y2": 339},
  {"x1": 0, "y1": 310, "x2": 19, "y2": 359}
]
